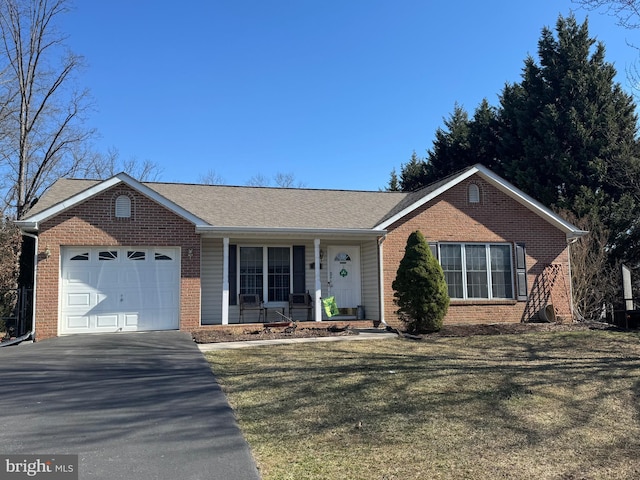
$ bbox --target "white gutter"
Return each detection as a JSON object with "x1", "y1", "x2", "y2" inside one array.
[
  {"x1": 196, "y1": 226, "x2": 385, "y2": 238},
  {"x1": 14, "y1": 220, "x2": 38, "y2": 232}
]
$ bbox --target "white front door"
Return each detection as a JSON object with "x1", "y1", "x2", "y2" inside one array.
[
  {"x1": 60, "y1": 246, "x2": 180, "y2": 334},
  {"x1": 327, "y1": 245, "x2": 361, "y2": 309}
]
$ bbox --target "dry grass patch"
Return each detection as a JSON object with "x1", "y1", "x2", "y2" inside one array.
[{"x1": 206, "y1": 331, "x2": 640, "y2": 479}]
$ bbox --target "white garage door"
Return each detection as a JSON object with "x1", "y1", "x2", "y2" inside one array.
[{"x1": 60, "y1": 246, "x2": 180, "y2": 334}]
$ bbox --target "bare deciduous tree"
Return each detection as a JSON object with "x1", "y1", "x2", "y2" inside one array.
[
  {"x1": 274, "y1": 172, "x2": 306, "y2": 188},
  {"x1": 246, "y1": 173, "x2": 270, "y2": 187},
  {"x1": 573, "y1": 0, "x2": 640, "y2": 94},
  {"x1": 561, "y1": 210, "x2": 620, "y2": 321},
  {"x1": 246, "y1": 172, "x2": 306, "y2": 188},
  {"x1": 72, "y1": 147, "x2": 163, "y2": 182},
  {"x1": 198, "y1": 169, "x2": 225, "y2": 185},
  {"x1": 0, "y1": 0, "x2": 94, "y2": 219},
  {"x1": 574, "y1": 0, "x2": 640, "y2": 28}
]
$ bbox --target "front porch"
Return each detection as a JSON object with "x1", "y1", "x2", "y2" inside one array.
[{"x1": 200, "y1": 234, "x2": 384, "y2": 326}]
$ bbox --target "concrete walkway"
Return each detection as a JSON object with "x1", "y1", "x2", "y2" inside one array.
[
  {"x1": 0, "y1": 331, "x2": 260, "y2": 480},
  {"x1": 198, "y1": 329, "x2": 398, "y2": 351}
]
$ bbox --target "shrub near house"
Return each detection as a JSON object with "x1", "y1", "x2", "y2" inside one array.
[{"x1": 393, "y1": 230, "x2": 449, "y2": 333}]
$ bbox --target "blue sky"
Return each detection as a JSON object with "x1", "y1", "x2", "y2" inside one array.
[{"x1": 59, "y1": 1, "x2": 637, "y2": 190}]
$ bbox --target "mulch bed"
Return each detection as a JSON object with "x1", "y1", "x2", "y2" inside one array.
[
  {"x1": 191, "y1": 320, "x2": 621, "y2": 344},
  {"x1": 431, "y1": 320, "x2": 619, "y2": 337},
  {"x1": 192, "y1": 325, "x2": 358, "y2": 343}
]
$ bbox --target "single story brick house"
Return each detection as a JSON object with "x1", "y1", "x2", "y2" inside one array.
[{"x1": 15, "y1": 164, "x2": 586, "y2": 340}]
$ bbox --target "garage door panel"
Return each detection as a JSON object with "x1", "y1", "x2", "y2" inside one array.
[
  {"x1": 124, "y1": 314, "x2": 139, "y2": 328},
  {"x1": 96, "y1": 314, "x2": 118, "y2": 328},
  {"x1": 65, "y1": 268, "x2": 92, "y2": 285},
  {"x1": 136, "y1": 309, "x2": 177, "y2": 330},
  {"x1": 60, "y1": 246, "x2": 180, "y2": 335},
  {"x1": 139, "y1": 288, "x2": 177, "y2": 307},
  {"x1": 67, "y1": 316, "x2": 90, "y2": 329},
  {"x1": 96, "y1": 269, "x2": 119, "y2": 286},
  {"x1": 67, "y1": 293, "x2": 91, "y2": 307}
]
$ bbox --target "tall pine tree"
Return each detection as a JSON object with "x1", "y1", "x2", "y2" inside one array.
[
  {"x1": 498, "y1": 15, "x2": 640, "y2": 263},
  {"x1": 424, "y1": 103, "x2": 472, "y2": 182},
  {"x1": 392, "y1": 100, "x2": 500, "y2": 189}
]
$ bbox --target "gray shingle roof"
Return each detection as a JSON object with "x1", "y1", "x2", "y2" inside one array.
[
  {"x1": 26, "y1": 178, "x2": 409, "y2": 230},
  {"x1": 19, "y1": 165, "x2": 586, "y2": 238}
]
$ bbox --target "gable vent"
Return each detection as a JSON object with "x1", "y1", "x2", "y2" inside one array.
[
  {"x1": 468, "y1": 184, "x2": 480, "y2": 203},
  {"x1": 115, "y1": 195, "x2": 132, "y2": 218}
]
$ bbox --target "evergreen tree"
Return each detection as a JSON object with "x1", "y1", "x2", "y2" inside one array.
[
  {"x1": 392, "y1": 230, "x2": 449, "y2": 333},
  {"x1": 424, "y1": 103, "x2": 472, "y2": 183},
  {"x1": 387, "y1": 168, "x2": 400, "y2": 191},
  {"x1": 498, "y1": 15, "x2": 640, "y2": 263},
  {"x1": 394, "y1": 101, "x2": 501, "y2": 191},
  {"x1": 398, "y1": 151, "x2": 428, "y2": 192},
  {"x1": 468, "y1": 99, "x2": 501, "y2": 173}
]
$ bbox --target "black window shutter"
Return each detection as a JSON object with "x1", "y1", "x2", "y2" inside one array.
[
  {"x1": 515, "y1": 243, "x2": 527, "y2": 301},
  {"x1": 229, "y1": 244, "x2": 237, "y2": 305},
  {"x1": 292, "y1": 245, "x2": 305, "y2": 293}
]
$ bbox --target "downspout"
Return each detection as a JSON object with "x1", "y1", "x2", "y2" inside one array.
[
  {"x1": 1, "y1": 231, "x2": 38, "y2": 346},
  {"x1": 377, "y1": 234, "x2": 389, "y2": 327}
]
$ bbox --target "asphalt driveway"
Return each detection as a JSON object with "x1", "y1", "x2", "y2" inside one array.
[{"x1": 0, "y1": 331, "x2": 260, "y2": 480}]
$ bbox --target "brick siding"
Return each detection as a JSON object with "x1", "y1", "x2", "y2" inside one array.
[
  {"x1": 383, "y1": 175, "x2": 572, "y2": 328},
  {"x1": 34, "y1": 184, "x2": 201, "y2": 340}
]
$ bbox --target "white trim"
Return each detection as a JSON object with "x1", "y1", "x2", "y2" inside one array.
[
  {"x1": 375, "y1": 168, "x2": 478, "y2": 230},
  {"x1": 16, "y1": 172, "x2": 209, "y2": 230},
  {"x1": 438, "y1": 242, "x2": 515, "y2": 301},
  {"x1": 197, "y1": 226, "x2": 383, "y2": 238},
  {"x1": 374, "y1": 164, "x2": 587, "y2": 239},
  {"x1": 222, "y1": 237, "x2": 229, "y2": 325},
  {"x1": 378, "y1": 235, "x2": 387, "y2": 326},
  {"x1": 314, "y1": 239, "x2": 322, "y2": 322}
]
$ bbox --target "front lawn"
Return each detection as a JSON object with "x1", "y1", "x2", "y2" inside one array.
[{"x1": 206, "y1": 331, "x2": 640, "y2": 479}]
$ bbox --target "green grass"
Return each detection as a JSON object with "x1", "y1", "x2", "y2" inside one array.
[{"x1": 206, "y1": 331, "x2": 640, "y2": 479}]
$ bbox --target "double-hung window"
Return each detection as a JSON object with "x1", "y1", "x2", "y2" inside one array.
[
  {"x1": 239, "y1": 247, "x2": 263, "y2": 297},
  {"x1": 439, "y1": 243, "x2": 514, "y2": 300},
  {"x1": 267, "y1": 247, "x2": 290, "y2": 302},
  {"x1": 238, "y1": 246, "x2": 292, "y2": 302}
]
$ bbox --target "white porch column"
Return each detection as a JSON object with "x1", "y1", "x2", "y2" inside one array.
[
  {"x1": 222, "y1": 237, "x2": 229, "y2": 325},
  {"x1": 378, "y1": 235, "x2": 386, "y2": 325},
  {"x1": 314, "y1": 238, "x2": 322, "y2": 322}
]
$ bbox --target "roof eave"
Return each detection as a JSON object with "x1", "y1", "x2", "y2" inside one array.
[
  {"x1": 375, "y1": 164, "x2": 586, "y2": 236},
  {"x1": 19, "y1": 173, "x2": 209, "y2": 227},
  {"x1": 196, "y1": 225, "x2": 386, "y2": 238},
  {"x1": 374, "y1": 167, "x2": 479, "y2": 230},
  {"x1": 567, "y1": 230, "x2": 589, "y2": 241},
  {"x1": 14, "y1": 220, "x2": 38, "y2": 232}
]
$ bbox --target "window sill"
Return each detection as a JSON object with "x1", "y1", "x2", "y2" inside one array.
[{"x1": 449, "y1": 299, "x2": 519, "y2": 306}]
